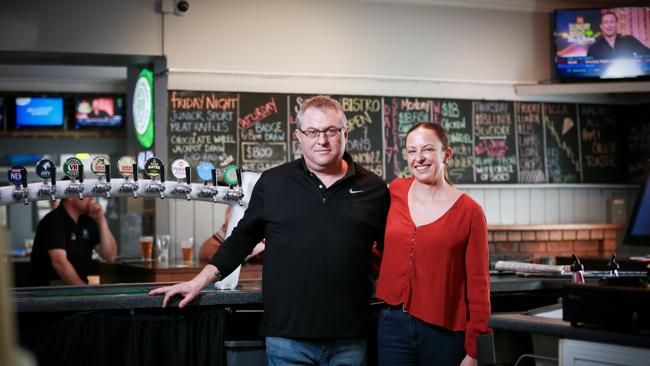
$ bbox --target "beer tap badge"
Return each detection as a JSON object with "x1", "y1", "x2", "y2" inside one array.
[
  {"x1": 36, "y1": 159, "x2": 55, "y2": 180},
  {"x1": 197, "y1": 161, "x2": 215, "y2": 182},
  {"x1": 223, "y1": 165, "x2": 239, "y2": 186},
  {"x1": 117, "y1": 156, "x2": 136, "y2": 178},
  {"x1": 91, "y1": 156, "x2": 110, "y2": 177},
  {"x1": 63, "y1": 158, "x2": 83, "y2": 180},
  {"x1": 144, "y1": 157, "x2": 163, "y2": 178},
  {"x1": 171, "y1": 159, "x2": 189, "y2": 180},
  {"x1": 8, "y1": 165, "x2": 25, "y2": 186}
]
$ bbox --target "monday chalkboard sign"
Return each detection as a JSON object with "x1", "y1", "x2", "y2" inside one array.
[
  {"x1": 167, "y1": 90, "x2": 238, "y2": 181},
  {"x1": 544, "y1": 103, "x2": 581, "y2": 183},
  {"x1": 473, "y1": 100, "x2": 518, "y2": 183},
  {"x1": 384, "y1": 97, "x2": 432, "y2": 181},
  {"x1": 238, "y1": 93, "x2": 289, "y2": 172}
]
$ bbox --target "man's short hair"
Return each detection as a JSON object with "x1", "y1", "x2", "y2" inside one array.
[
  {"x1": 601, "y1": 11, "x2": 618, "y2": 23},
  {"x1": 295, "y1": 95, "x2": 347, "y2": 130}
]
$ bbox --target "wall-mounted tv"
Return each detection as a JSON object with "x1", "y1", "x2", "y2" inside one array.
[
  {"x1": 15, "y1": 97, "x2": 64, "y2": 128},
  {"x1": 554, "y1": 7, "x2": 650, "y2": 80},
  {"x1": 74, "y1": 96, "x2": 124, "y2": 128}
]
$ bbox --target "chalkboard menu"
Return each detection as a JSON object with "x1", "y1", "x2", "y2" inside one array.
[
  {"x1": 436, "y1": 99, "x2": 474, "y2": 184},
  {"x1": 288, "y1": 94, "x2": 316, "y2": 161},
  {"x1": 336, "y1": 95, "x2": 384, "y2": 177},
  {"x1": 515, "y1": 102, "x2": 546, "y2": 183},
  {"x1": 473, "y1": 101, "x2": 517, "y2": 183},
  {"x1": 578, "y1": 104, "x2": 624, "y2": 183},
  {"x1": 544, "y1": 103, "x2": 581, "y2": 183},
  {"x1": 384, "y1": 97, "x2": 432, "y2": 181},
  {"x1": 238, "y1": 93, "x2": 289, "y2": 172},
  {"x1": 627, "y1": 103, "x2": 650, "y2": 183},
  {"x1": 167, "y1": 91, "x2": 238, "y2": 181}
]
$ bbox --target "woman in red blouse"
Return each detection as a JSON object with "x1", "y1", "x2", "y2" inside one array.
[{"x1": 376, "y1": 122, "x2": 491, "y2": 366}]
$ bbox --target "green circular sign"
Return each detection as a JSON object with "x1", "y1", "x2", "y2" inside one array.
[
  {"x1": 63, "y1": 157, "x2": 83, "y2": 179},
  {"x1": 133, "y1": 68, "x2": 154, "y2": 149},
  {"x1": 223, "y1": 165, "x2": 238, "y2": 186}
]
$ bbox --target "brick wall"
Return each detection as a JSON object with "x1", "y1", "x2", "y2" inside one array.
[{"x1": 488, "y1": 224, "x2": 623, "y2": 264}]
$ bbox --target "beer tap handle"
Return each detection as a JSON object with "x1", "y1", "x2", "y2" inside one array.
[
  {"x1": 160, "y1": 165, "x2": 165, "y2": 183},
  {"x1": 211, "y1": 168, "x2": 217, "y2": 187},
  {"x1": 50, "y1": 166, "x2": 56, "y2": 186},
  {"x1": 106, "y1": 165, "x2": 111, "y2": 183},
  {"x1": 21, "y1": 168, "x2": 28, "y2": 188},
  {"x1": 79, "y1": 164, "x2": 84, "y2": 184},
  {"x1": 236, "y1": 168, "x2": 242, "y2": 187},
  {"x1": 133, "y1": 163, "x2": 139, "y2": 181},
  {"x1": 185, "y1": 166, "x2": 191, "y2": 185}
]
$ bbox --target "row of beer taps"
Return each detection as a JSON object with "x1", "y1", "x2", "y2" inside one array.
[{"x1": 5, "y1": 155, "x2": 245, "y2": 205}]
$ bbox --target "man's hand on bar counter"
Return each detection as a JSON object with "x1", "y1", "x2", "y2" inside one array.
[{"x1": 148, "y1": 264, "x2": 221, "y2": 308}]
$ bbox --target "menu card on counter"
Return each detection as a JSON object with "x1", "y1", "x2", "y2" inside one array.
[
  {"x1": 336, "y1": 95, "x2": 384, "y2": 178},
  {"x1": 168, "y1": 91, "x2": 238, "y2": 181},
  {"x1": 515, "y1": 102, "x2": 546, "y2": 183},
  {"x1": 544, "y1": 103, "x2": 581, "y2": 183},
  {"x1": 239, "y1": 93, "x2": 289, "y2": 172},
  {"x1": 384, "y1": 97, "x2": 432, "y2": 181},
  {"x1": 578, "y1": 104, "x2": 625, "y2": 183},
  {"x1": 473, "y1": 101, "x2": 518, "y2": 183}
]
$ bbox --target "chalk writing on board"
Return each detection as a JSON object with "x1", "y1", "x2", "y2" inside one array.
[
  {"x1": 436, "y1": 99, "x2": 473, "y2": 183},
  {"x1": 239, "y1": 93, "x2": 288, "y2": 172},
  {"x1": 384, "y1": 97, "x2": 432, "y2": 181},
  {"x1": 579, "y1": 104, "x2": 623, "y2": 183},
  {"x1": 544, "y1": 103, "x2": 581, "y2": 183},
  {"x1": 167, "y1": 91, "x2": 238, "y2": 178},
  {"x1": 473, "y1": 101, "x2": 517, "y2": 183},
  {"x1": 338, "y1": 96, "x2": 384, "y2": 178},
  {"x1": 515, "y1": 102, "x2": 546, "y2": 183}
]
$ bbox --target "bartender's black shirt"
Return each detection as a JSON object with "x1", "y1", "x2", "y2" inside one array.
[
  {"x1": 210, "y1": 153, "x2": 390, "y2": 339},
  {"x1": 31, "y1": 205, "x2": 99, "y2": 285}
]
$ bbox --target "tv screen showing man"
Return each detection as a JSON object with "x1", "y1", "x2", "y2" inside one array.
[{"x1": 587, "y1": 12, "x2": 650, "y2": 60}]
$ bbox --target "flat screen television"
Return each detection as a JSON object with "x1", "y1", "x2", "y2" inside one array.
[
  {"x1": 15, "y1": 97, "x2": 64, "y2": 128},
  {"x1": 623, "y1": 160, "x2": 650, "y2": 246},
  {"x1": 74, "y1": 96, "x2": 123, "y2": 128},
  {"x1": 554, "y1": 7, "x2": 650, "y2": 80}
]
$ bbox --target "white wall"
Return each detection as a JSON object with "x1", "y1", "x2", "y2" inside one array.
[{"x1": 0, "y1": 0, "x2": 642, "y2": 247}]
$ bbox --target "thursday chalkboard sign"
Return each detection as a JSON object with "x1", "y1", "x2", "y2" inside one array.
[
  {"x1": 167, "y1": 90, "x2": 239, "y2": 181},
  {"x1": 435, "y1": 99, "x2": 474, "y2": 184},
  {"x1": 626, "y1": 103, "x2": 650, "y2": 183},
  {"x1": 384, "y1": 97, "x2": 432, "y2": 181},
  {"x1": 238, "y1": 93, "x2": 289, "y2": 172},
  {"x1": 515, "y1": 102, "x2": 546, "y2": 183},
  {"x1": 543, "y1": 103, "x2": 581, "y2": 183},
  {"x1": 473, "y1": 101, "x2": 517, "y2": 183},
  {"x1": 335, "y1": 95, "x2": 384, "y2": 177},
  {"x1": 578, "y1": 104, "x2": 624, "y2": 183}
]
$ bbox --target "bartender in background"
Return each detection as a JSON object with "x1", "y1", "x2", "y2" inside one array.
[
  {"x1": 30, "y1": 194, "x2": 117, "y2": 286},
  {"x1": 199, "y1": 206, "x2": 265, "y2": 262}
]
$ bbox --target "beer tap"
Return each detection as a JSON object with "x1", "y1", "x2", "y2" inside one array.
[
  {"x1": 8, "y1": 166, "x2": 29, "y2": 205},
  {"x1": 170, "y1": 159, "x2": 193, "y2": 201},
  {"x1": 90, "y1": 155, "x2": 112, "y2": 199},
  {"x1": 196, "y1": 161, "x2": 219, "y2": 203},
  {"x1": 223, "y1": 165, "x2": 244, "y2": 205},
  {"x1": 63, "y1": 157, "x2": 85, "y2": 199},
  {"x1": 144, "y1": 157, "x2": 166, "y2": 199},
  {"x1": 36, "y1": 159, "x2": 57, "y2": 201},
  {"x1": 117, "y1": 156, "x2": 139, "y2": 198}
]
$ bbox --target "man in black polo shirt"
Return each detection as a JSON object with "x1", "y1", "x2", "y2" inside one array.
[
  {"x1": 150, "y1": 95, "x2": 390, "y2": 365},
  {"x1": 31, "y1": 196, "x2": 117, "y2": 285},
  {"x1": 587, "y1": 11, "x2": 650, "y2": 60}
]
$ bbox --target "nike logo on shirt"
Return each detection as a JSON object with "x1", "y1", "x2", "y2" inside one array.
[{"x1": 349, "y1": 188, "x2": 364, "y2": 194}]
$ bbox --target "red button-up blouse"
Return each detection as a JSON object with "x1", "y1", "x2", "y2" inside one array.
[{"x1": 376, "y1": 177, "x2": 492, "y2": 358}]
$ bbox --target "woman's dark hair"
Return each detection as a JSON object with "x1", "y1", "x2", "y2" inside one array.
[{"x1": 405, "y1": 122, "x2": 453, "y2": 185}]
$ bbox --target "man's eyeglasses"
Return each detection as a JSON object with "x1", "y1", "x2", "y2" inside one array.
[{"x1": 297, "y1": 127, "x2": 344, "y2": 139}]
